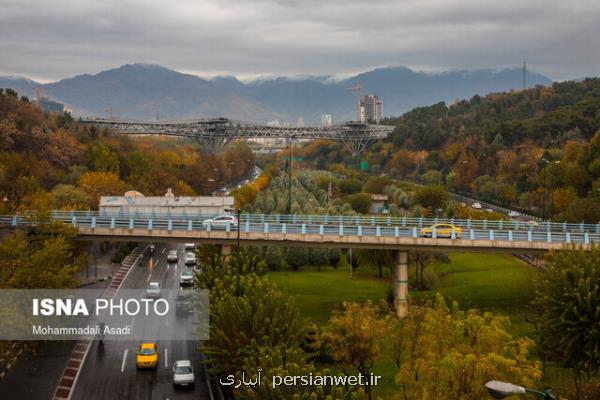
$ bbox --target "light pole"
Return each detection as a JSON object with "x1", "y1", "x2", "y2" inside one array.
[
  {"x1": 540, "y1": 159, "x2": 560, "y2": 219},
  {"x1": 287, "y1": 138, "x2": 293, "y2": 215},
  {"x1": 485, "y1": 380, "x2": 556, "y2": 399}
]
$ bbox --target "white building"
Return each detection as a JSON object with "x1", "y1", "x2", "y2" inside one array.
[
  {"x1": 321, "y1": 114, "x2": 332, "y2": 126},
  {"x1": 99, "y1": 189, "x2": 234, "y2": 217},
  {"x1": 360, "y1": 94, "x2": 383, "y2": 124}
]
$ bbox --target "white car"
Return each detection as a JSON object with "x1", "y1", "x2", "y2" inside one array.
[
  {"x1": 167, "y1": 250, "x2": 178, "y2": 263},
  {"x1": 202, "y1": 215, "x2": 238, "y2": 230},
  {"x1": 146, "y1": 282, "x2": 161, "y2": 298},
  {"x1": 172, "y1": 360, "x2": 195, "y2": 388},
  {"x1": 179, "y1": 270, "x2": 194, "y2": 286},
  {"x1": 184, "y1": 243, "x2": 195, "y2": 251},
  {"x1": 184, "y1": 252, "x2": 197, "y2": 266},
  {"x1": 471, "y1": 202, "x2": 482, "y2": 209},
  {"x1": 508, "y1": 211, "x2": 520, "y2": 217}
]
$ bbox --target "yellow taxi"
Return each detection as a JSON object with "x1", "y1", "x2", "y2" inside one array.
[
  {"x1": 419, "y1": 223, "x2": 462, "y2": 238},
  {"x1": 136, "y1": 342, "x2": 159, "y2": 369}
]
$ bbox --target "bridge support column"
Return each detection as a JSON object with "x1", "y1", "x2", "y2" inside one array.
[
  {"x1": 221, "y1": 245, "x2": 233, "y2": 258},
  {"x1": 392, "y1": 251, "x2": 409, "y2": 318}
]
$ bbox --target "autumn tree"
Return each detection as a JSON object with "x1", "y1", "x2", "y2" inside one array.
[
  {"x1": 394, "y1": 295, "x2": 542, "y2": 400},
  {"x1": 323, "y1": 301, "x2": 387, "y2": 399},
  {"x1": 78, "y1": 171, "x2": 128, "y2": 207}
]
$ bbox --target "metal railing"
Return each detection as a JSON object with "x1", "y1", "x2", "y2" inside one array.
[{"x1": 1, "y1": 212, "x2": 599, "y2": 246}]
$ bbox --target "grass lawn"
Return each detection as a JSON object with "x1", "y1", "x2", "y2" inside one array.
[{"x1": 268, "y1": 252, "x2": 540, "y2": 398}]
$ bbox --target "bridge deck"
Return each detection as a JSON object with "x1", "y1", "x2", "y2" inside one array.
[{"x1": 1, "y1": 213, "x2": 598, "y2": 254}]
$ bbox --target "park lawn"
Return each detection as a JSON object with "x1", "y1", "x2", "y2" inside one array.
[
  {"x1": 268, "y1": 252, "x2": 539, "y2": 398},
  {"x1": 414, "y1": 253, "x2": 539, "y2": 337},
  {"x1": 267, "y1": 266, "x2": 389, "y2": 325}
]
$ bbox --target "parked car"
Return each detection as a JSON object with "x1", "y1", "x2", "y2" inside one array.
[
  {"x1": 508, "y1": 211, "x2": 520, "y2": 217},
  {"x1": 180, "y1": 269, "x2": 194, "y2": 286},
  {"x1": 136, "y1": 343, "x2": 159, "y2": 369},
  {"x1": 145, "y1": 281, "x2": 161, "y2": 298},
  {"x1": 202, "y1": 215, "x2": 238, "y2": 230},
  {"x1": 184, "y1": 252, "x2": 197, "y2": 266},
  {"x1": 167, "y1": 250, "x2": 178, "y2": 263},
  {"x1": 419, "y1": 224, "x2": 462, "y2": 238},
  {"x1": 471, "y1": 202, "x2": 482, "y2": 209},
  {"x1": 172, "y1": 360, "x2": 195, "y2": 388}
]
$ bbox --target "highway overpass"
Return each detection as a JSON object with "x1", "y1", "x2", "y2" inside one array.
[{"x1": 3, "y1": 211, "x2": 597, "y2": 317}]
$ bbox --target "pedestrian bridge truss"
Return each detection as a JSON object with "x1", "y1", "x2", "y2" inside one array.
[
  {"x1": 79, "y1": 118, "x2": 394, "y2": 154},
  {"x1": 1, "y1": 212, "x2": 598, "y2": 254}
]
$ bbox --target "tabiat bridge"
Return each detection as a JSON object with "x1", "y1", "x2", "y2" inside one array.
[
  {"x1": 79, "y1": 118, "x2": 394, "y2": 155},
  {"x1": 4, "y1": 211, "x2": 598, "y2": 317}
]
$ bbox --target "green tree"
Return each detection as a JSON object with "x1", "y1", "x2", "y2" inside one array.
[
  {"x1": 51, "y1": 184, "x2": 90, "y2": 210},
  {"x1": 84, "y1": 142, "x2": 120, "y2": 174},
  {"x1": 323, "y1": 301, "x2": 387, "y2": 400},
  {"x1": 355, "y1": 249, "x2": 394, "y2": 278},
  {"x1": 346, "y1": 193, "x2": 372, "y2": 214},
  {"x1": 395, "y1": 295, "x2": 542, "y2": 400},
  {"x1": 0, "y1": 216, "x2": 83, "y2": 288},
  {"x1": 534, "y1": 245, "x2": 600, "y2": 397},
  {"x1": 414, "y1": 184, "x2": 449, "y2": 211},
  {"x1": 202, "y1": 273, "x2": 306, "y2": 376}
]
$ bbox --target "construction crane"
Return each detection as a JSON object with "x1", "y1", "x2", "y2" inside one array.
[{"x1": 346, "y1": 83, "x2": 363, "y2": 122}]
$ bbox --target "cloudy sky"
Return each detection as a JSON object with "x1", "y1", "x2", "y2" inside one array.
[{"x1": 1, "y1": 0, "x2": 599, "y2": 82}]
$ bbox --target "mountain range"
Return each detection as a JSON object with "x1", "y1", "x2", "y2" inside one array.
[{"x1": 0, "y1": 64, "x2": 552, "y2": 123}]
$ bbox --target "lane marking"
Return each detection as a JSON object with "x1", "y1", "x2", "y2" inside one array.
[
  {"x1": 164, "y1": 348, "x2": 168, "y2": 368},
  {"x1": 121, "y1": 349, "x2": 128, "y2": 373},
  {"x1": 161, "y1": 247, "x2": 166, "y2": 255}
]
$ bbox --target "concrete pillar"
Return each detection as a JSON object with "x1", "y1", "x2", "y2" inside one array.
[
  {"x1": 221, "y1": 245, "x2": 233, "y2": 258},
  {"x1": 393, "y1": 250, "x2": 409, "y2": 318}
]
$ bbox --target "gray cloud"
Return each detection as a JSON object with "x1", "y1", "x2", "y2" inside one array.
[{"x1": 0, "y1": 0, "x2": 599, "y2": 81}]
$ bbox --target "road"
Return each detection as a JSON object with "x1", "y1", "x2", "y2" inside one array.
[{"x1": 70, "y1": 242, "x2": 211, "y2": 400}]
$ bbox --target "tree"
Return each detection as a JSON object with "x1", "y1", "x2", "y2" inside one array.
[
  {"x1": 414, "y1": 184, "x2": 449, "y2": 211},
  {"x1": 323, "y1": 301, "x2": 387, "y2": 400},
  {"x1": 363, "y1": 175, "x2": 391, "y2": 194},
  {"x1": 395, "y1": 295, "x2": 542, "y2": 400},
  {"x1": 84, "y1": 142, "x2": 120, "y2": 174},
  {"x1": 51, "y1": 184, "x2": 90, "y2": 210},
  {"x1": 78, "y1": 171, "x2": 128, "y2": 207},
  {"x1": 0, "y1": 216, "x2": 84, "y2": 289},
  {"x1": 355, "y1": 249, "x2": 394, "y2": 278},
  {"x1": 534, "y1": 246, "x2": 600, "y2": 397},
  {"x1": 202, "y1": 273, "x2": 306, "y2": 376},
  {"x1": 346, "y1": 193, "x2": 372, "y2": 214}
]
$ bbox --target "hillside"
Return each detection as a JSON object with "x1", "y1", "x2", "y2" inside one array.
[
  {"x1": 1, "y1": 64, "x2": 551, "y2": 123},
  {"x1": 293, "y1": 79, "x2": 600, "y2": 222},
  {"x1": 0, "y1": 89, "x2": 255, "y2": 212}
]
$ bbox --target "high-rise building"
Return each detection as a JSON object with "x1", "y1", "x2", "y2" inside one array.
[
  {"x1": 321, "y1": 113, "x2": 332, "y2": 126},
  {"x1": 359, "y1": 94, "x2": 383, "y2": 124},
  {"x1": 297, "y1": 117, "x2": 305, "y2": 127}
]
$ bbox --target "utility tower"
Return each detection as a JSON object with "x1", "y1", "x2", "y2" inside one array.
[{"x1": 347, "y1": 83, "x2": 363, "y2": 122}]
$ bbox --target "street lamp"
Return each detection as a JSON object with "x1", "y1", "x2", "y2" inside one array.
[
  {"x1": 540, "y1": 159, "x2": 560, "y2": 219},
  {"x1": 485, "y1": 381, "x2": 556, "y2": 399},
  {"x1": 224, "y1": 206, "x2": 242, "y2": 297}
]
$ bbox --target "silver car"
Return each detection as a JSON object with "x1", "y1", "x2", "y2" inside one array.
[
  {"x1": 167, "y1": 250, "x2": 178, "y2": 263},
  {"x1": 184, "y1": 252, "x2": 197, "y2": 266},
  {"x1": 179, "y1": 269, "x2": 194, "y2": 286},
  {"x1": 202, "y1": 215, "x2": 238, "y2": 230},
  {"x1": 145, "y1": 282, "x2": 161, "y2": 298},
  {"x1": 172, "y1": 360, "x2": 194, "y2": 388}
]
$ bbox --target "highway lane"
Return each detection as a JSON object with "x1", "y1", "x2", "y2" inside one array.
[{"x1": 70, "y1": 243, "x2": 210, "y2": 400}]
